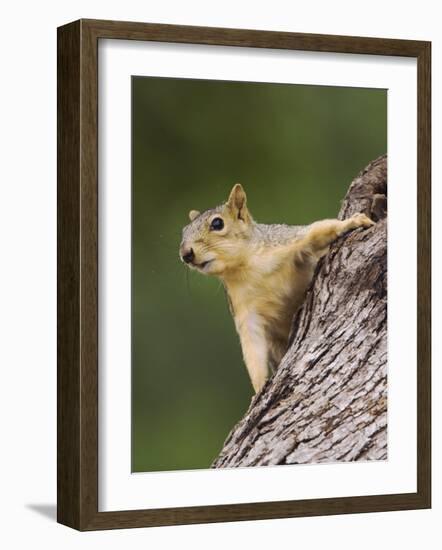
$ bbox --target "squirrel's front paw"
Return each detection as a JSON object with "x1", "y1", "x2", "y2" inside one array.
[{"x1": 350, "y1": 213, "x2": 375, "y2": 229}]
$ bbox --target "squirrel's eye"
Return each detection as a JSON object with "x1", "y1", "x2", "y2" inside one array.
[{"x1": 210, "y1": 217, "x2": 224, "y2": 231}]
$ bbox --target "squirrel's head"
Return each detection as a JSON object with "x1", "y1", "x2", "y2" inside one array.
[{"x1": 179, "y1": 183, "x2": 253, "y2": 277}]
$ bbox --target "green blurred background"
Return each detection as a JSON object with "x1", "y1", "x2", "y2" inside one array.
[{"x1": 132, "y1": 76, "x2": 386, "y2": 472}]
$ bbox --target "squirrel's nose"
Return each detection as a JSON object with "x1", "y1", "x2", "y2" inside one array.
[{"x1": 182, "y1": 248, "x2": 195, "y2": 264}]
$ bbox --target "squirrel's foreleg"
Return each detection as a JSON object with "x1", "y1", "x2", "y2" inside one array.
[
  {"x1": 302, "y1": 213, "x2": 374, "y2": 255},
  {"x1": 236, "y1": 313, "x2": 269, "y2": 393}
]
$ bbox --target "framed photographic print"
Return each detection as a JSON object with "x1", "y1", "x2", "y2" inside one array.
[{"x1": 57, "y1": 19, "x2": 431, "y2": 530}]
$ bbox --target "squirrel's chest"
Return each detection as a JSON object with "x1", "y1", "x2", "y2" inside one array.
[{"x1": 226, "y1": 262, "x2": 311, "y2": 327}]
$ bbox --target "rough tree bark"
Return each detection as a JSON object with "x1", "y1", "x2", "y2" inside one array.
[{"x1": 213, "y1": 155, "x2": 387, "y2": 467}]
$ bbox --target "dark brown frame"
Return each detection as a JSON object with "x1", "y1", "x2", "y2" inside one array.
[{"x1": 57, "y1": 18, "x2": 431, "y2": 531}]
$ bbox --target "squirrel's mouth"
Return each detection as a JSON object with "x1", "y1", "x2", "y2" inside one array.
[{"x1": 195, "y1": 259, "x2": 213, "y2": 271}]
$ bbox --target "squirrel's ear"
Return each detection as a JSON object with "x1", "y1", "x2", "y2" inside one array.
[
  {"x1": 227, "y1": 183, "x2": 248, "y2": 220},
  {"x1": 188, "y1": 210, "x2": 200, "y2": 222}
]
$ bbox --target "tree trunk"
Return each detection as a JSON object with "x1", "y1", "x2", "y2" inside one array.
[{"x1": 213, "y1": 155, "x2": 388, "y2": 467}]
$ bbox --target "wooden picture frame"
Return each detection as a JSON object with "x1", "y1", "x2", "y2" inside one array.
[{"x1": 57, "y1": 18, "x2": 431, "y2": 530}]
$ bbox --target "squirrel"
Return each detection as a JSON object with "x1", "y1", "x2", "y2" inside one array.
[{"x1": 180, "y1": 183, "x2": 374, "y2": 394}]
